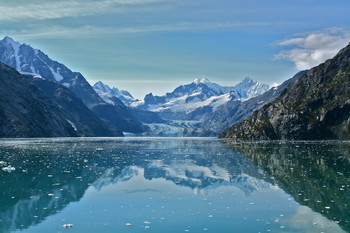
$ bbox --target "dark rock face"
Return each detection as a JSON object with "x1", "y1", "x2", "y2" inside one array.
[
  {"x1": 91, "y1": 99, "x2": 145, "y2": 134},
  {"x1": 0, "y1": 63, "x2": 79, "y2": 137},
  {"x1": 143, "y1": 93, "x2": 166, "y2": 107},
  {"x1": 27, "y1": 77, "x2": 120, "y2": 136},
  {"x1": 204, "y1": 71, "x2": 306, "y2": 133},
  {"x1": 220, "y1": 43, "x2": 350, "y2": 140},
  {"x1": 129, "y1": 108, "x2": 166, "y2": 124}
]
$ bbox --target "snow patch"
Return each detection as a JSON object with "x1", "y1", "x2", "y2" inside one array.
[
  {"x1": 49, "y1": 67, "x2": 64, "y2": 82},
  {"x1": 19, "y1": 71, "x2": 44, "y2": 79},
  {"x1": 6, "y1": 37, "x2": 22, "y2": 71},
  {"x1": 66, "y1": 120, "x2": 77, "y2": 132},
  {"x1": 94, "y1": 89, "x2": 115, "y2": 105},
  {"x1": 193, "y1": 76, "x2": 210, "y2": 84}
]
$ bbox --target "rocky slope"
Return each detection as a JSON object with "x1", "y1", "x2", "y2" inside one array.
[
  {"x1": 220, "y1": 43, "x2": 350, "y2": 140},
  {"x1": 27, "y1": 76, "x2": 119, "y2": 136},
  {"x1": 0, "y1": 63, "x2": 81, "y2": 137}
]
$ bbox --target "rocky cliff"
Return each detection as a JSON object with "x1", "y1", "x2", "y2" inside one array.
[
  {"x1": 0, "y1": 63, "x2": 80, "y2": 137},
  {"x1": 220, "y1": 43, "x2": 350, "y2": 140}
]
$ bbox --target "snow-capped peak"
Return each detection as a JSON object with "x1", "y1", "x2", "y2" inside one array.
[
  {"x1": 93, "y1": 81, "x2": 137, "y2": 106},
  {"x1": 94, "y1": 81, "x2": 118, "y2": 94},
  {"x1": 193, "y1": 76, "x2": 210, "y2": 84},
  {"x1": 270, "y1": 82, "x2": 279, "y2": 88},
  {"x1": 240, "y1": 77, "x2": 255, "y2": 85},
  {"x1": 2, "y1": 36, "x2": 20, "y2": 47},
  {"x1": 1, "y1": 36, "x2": 22, "y2": 70}
]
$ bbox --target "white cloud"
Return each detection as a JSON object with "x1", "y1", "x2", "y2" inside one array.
[
  {"x1": 279, "y1": 206, "x2": 345, "y2": 233},
  {"x1": 275, "y1": 28, "x2": 350, "y2": 70},
  {"x1": 0, "y1": 0, "x2": 166, "y2": 21}
]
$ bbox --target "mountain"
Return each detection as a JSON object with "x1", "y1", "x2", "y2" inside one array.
[
  {"x1": 202, "y1": 71, "x2": 307, "y2": 133},
  {"x1": 220, "y1": 43, "x2": 350, "y2": 140},
  {"x1": 0, "y1": 63, "x2": 82, "y2": 137},
  {"x1": 132, "y1": 76, "x2": 271, "y2": 122},
  {"x1": 0, "y1": 36, "x2": 144, "y2": 134},
  {"x1": 25, "y1": 75, "x2": 119, "y2": 136},
  {"x1": 93, "y1": 81, "x2": 138, "y2": 106},
  {"x1": 0, "y1": 36, "x2": 103, "y2": 107}
]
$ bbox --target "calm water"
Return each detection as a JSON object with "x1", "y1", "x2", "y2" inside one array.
[{"x1": 0, "y1": 138, "x2": 349, "y2": 233}]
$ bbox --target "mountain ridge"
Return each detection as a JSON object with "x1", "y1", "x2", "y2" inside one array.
[{"x1": 220, "y1": 42, "x2": 350, "y2": 140}]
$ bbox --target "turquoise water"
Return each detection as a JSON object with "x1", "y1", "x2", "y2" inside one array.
[{"x1": 0, "y1": 138, "x2": 348, "y2": 233}]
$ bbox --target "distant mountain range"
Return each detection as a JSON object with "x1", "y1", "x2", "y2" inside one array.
[
  {"x1": 94, "y1": 76, "x2": 274, "y2": 136},
  {"x1": 2, "y1": 36, "x2": 348, "y2": 139},
  {"x1": 220, "y1": 42, "x2": 350, "y2": 140},
  {"x1": 131, "y1": 76, "x2": 271, "y2": 121}
]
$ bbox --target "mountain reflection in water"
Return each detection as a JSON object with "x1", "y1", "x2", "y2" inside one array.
[
  {"x1": 226, "y1": 141, "x2": 350, "y2": 232},
  {"x1": 0, "y1": 138, "x2": 348, "y2": 233}
]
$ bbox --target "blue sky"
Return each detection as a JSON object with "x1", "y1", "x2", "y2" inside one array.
[{"x1": 1, "y1": 0, "x2": 350, "y2": 99}]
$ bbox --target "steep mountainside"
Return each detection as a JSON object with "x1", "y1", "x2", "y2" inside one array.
[
  {"x1": 0, "y1": 36, "x2": 103, "y2": 107},
  {"x1": 0, "y1": 36, "x2": 144, "y2": 133},
  {"x1": 203, "y1": 71, "x2": 306, "y2": 133},
  {"x1": 220, "y1": 43, "x2": 350, "y2": 140},
  {"x1": 26, "y1": 76, "x2": 120, "y2": 136},
  {"x1": 0, "y1": 63, "x2": 81, "y2": 137}
]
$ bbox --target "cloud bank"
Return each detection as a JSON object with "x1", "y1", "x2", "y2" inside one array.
[
  {"x1": 1, "y1": 22, "x2": 287, "y2": 40},
  {"x1": 0, "y1": 0, "x2": 166, "y2": 21},
  {"x1": 275, "y1": 28, "x2": 350, "y2": 70}
]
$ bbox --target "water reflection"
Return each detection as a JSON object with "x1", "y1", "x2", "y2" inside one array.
[
  {"x1": 0, "y1": 138, "x2": 348, "y2": 233},
  {"x1": 226, "y1": 141, "x2": 350, "y2": 232}
]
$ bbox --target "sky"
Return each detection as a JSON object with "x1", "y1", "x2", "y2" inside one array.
[{"x1": 0, "y1": 0, "x2": 350, "y2": 99}]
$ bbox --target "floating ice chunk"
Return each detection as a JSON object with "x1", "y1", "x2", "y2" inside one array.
[
  {"x1": 144, "y1": 221, "x2": 151, "y2": 224},
  {"x1": 0, "y1": 161, "x2": 7, "y2": 166},
  {"x1": 125, "y1": 223, "x2": 132, "y2": 226},
  {"x1": 63, "y1": 223, "x2": 74, "y2": 228},
  {"x1": 2, "y1": 165, "x2": 15, "y2": 172}
]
